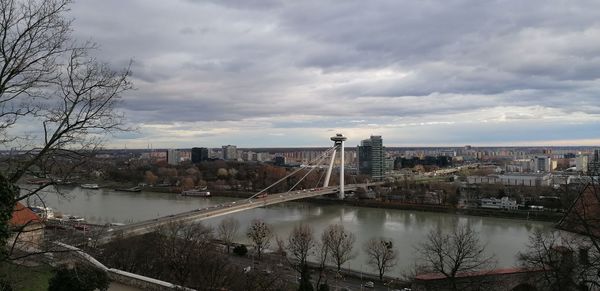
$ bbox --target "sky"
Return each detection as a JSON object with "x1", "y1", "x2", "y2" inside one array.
[{"x1": 67, "y1": 0, "x2": 600, "y2": 148}]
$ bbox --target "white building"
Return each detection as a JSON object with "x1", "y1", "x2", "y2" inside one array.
[
  {"x1": 467, "y1": 173, "x2": 552, "y2": 187},
  {"x1": 222, "y1": 145, "x2": 238, "y2": 160},
  {"x1": 506, "y1": 159, "x2": 534, "y2": 173},
  {"x1": 480, "y1": 197, "x2": 518, "y2": 210},
  {"x1": 256, "y1": 152, "x2": 270, "y2": 162},
  {"x1": 167, "y1": 149, "x2": 180, "y2": 165},
  {"x1": 576, "y1": 155, "x2": 589, "y2": 173},
  {"x1": 241, "y1": 151, "x2": 255, "y2": 161}
]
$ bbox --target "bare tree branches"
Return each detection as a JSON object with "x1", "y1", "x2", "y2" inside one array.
[
  {"x1": 365, "y1": 237, "x2": 398, "y2": 280},
  {"x1": 0, "y1": 0, "x2": 133, "y2": 186},
  {"x1": 517, "y1": 230, "x2": 583, "y2": 291},
  {"x1": 549, "y1": 176, "x2": 600, "y2": 289},
  {"x1": 217, "y1": 217, "x2": 239, "y2": 253},
  {"x1": 10, "y1": 48, "x2": 131, "y2": 184},
  {"x1": 0, "y1": 0, "x2": 72, "y2": 131},
  {"x1": 156, "y1": 222, "x2": 213, "y2": 286},
  {"x1": 322, "y1": 223, "x2": 356, "y2": 272},
  {"x1": 247, "y1": 219, "x2": 272, "y2": 260},
  {"x1": 416, "y1": 224, "x2": 496, "y2": 291},
  {"x1": 314, "y1": 239, "x2": 329, "y2": 290},
  {"x1": 287, "y1": 224, "x2": 315, "y2": 272},
  {"x1": 287, "y1": 224, "x2": 316, "y2": 291}
]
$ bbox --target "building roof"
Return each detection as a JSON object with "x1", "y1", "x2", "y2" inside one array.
[{"x1": 9, "y1": 202, "x2": 41, "y2": 227}]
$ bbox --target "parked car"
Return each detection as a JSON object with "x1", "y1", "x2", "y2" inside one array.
[{"x1": 363, "y1": 281, "x2": 375, "y2": 288}]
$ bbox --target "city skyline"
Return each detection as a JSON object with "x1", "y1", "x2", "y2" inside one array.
[{"x1": 26, "y1": 0, "x2": 600, "y2": 148}]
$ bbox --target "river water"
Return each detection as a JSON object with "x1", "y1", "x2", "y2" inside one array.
[{"x1": 28, "y1": 186, "x2": 553, "y2": 277}]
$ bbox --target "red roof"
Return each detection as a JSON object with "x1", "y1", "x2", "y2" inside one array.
[
  {"x1": 415, "y1": 267, "x2": 544, "y2": 281},
  {"x1": 9, "y1": 202, "x2": 41, "y2": 227}
]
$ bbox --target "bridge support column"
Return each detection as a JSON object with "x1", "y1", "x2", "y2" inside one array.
[
  {"x1": 325, "y1": 133, "x2": 347, "y2": 199},
  {"x1": 340, "y1": 138, "x2": 344, "y2": 199},
  {"x1": 323, "y1": 148, "x2": 337, "y2": 187}
]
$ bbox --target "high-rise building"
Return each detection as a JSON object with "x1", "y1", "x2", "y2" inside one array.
[
  {"x1": 191, "y1": 147, "x2": 209, "y2": 163},
  {"x1": 358, "y1": 140, "x2": 372, "y2": 176},
  {"x1": 576, "y1": 155, "x2": 589, "y2": 173},
  {"x1": 274, "y1": 156, "x2": 286, "y2": 166},
  {"x1": 167, "y1": 149, "x2": 180, "y2": 165},
  {"x1": 533, "y1": 156, "x2": 551, "y2": 172},
  {"x1": 241, "y1": 151, "x2": 255, "y2": 161},
  {"x1": 357, "y1": 135, "x2": 385, "y2": 181},
  {"x1": 589, "y1": 149, "x2": 600, "y2": 175},
  {"x1": 222, "y1": 145, "x2": 238, "y2": 160}
]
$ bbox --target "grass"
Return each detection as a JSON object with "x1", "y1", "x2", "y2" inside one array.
[{"x1": 0, "y1": 262, "x2": 54, "y2": 291}]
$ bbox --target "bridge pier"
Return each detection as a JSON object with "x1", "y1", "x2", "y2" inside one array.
[{"x1": 324, "y1": 133, "x2": 347, "y2": 199}]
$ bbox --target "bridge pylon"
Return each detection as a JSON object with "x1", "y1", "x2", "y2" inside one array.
[{"x1": 323, "y1": 133, "x2": 347, "y2": 199}]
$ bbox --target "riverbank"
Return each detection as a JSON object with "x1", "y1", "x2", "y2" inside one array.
[
  {"x1": 307, "y1": 198, "x2": 563, "y2": 222},
  {"x1": 205, "y1": 190, "x2": 563, "y2": 223}
]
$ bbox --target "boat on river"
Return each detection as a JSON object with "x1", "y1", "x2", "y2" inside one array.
[
  {"x1": 180, "y1": 189, "x2": 211, "y2": 197},
  {"x1": 67, "y1": 215, "x2": 85, "y2": 222},
  {"x1": 80, "y1": 183, "x2": 99, "y2": 189},
  {"x1": 115, "y1": 186, "x2": 142, "y2": 192}
]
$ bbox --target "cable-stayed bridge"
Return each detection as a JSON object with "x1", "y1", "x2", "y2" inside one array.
[
  {"x1": 98, "y1": 133, "x2": 382, "y2": 243},
  {"x1": 99, "y1": 183, "x2": 381, "y2": 244}
]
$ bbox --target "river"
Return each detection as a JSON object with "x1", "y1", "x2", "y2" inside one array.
[{"x1": 27, "y1": 186, "x2": 553, "y2": 277}]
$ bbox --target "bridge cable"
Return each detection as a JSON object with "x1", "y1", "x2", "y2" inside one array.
[
  {"x1": 248, "y1": 146, "x2": 336, "y2": 199},
  {"x1": 286, "y1": 149, "x2": 332, "y2": 192},
  {"x1": 315, "y1": 163, "x2": 328, "y2": 189}
]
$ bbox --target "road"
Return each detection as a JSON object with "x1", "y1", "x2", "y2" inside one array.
[{"x1": 227, "y1": 252, "x2": 392, "y2": 291}]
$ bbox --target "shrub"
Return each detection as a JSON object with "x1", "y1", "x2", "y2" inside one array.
[
  {"x1": 233, "y1": 244, "x2": 248, "y2": 256},
  {"x1": 48, "y1": 264, "x2": 109, "y2": 291}
]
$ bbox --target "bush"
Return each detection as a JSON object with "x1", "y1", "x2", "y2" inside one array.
[
  {"x1": 0, "y1": 279, "x2": 12, "y2": 291},
  {"x1": 233, "y1": 245, "x2": 248, "y2": 256},
  {"x1": 48, "y1": 264, "x2": 109, "y2": 291}
]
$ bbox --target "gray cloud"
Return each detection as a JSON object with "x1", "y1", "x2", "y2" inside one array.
[{"x1": 66, "y1": 0, "x2": 600, "y2": 146}]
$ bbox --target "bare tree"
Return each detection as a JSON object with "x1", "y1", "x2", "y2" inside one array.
[
  {"x1": 217, "y1": 217, "x2": 239, "y2": 253},
  {"x1": 247, "y1": 219, "x2": 272, "y2": 260},
  {"x1": 0, "y1": 0, "x2": 132, "y2": 262},
  {"x1": 287, "y1": 223, "x2": 316, "y2": 287},
  {"x1": 0, "y1": 0, "x2": 71, "y2": 130},
  {"x1": 274, "y1": 235, "x2": 286, "y2": 257},
  {"x1": 415, "y1": 224, "x2": 496, "y2": 291},
  {"x1": 287, "y1": 224, "x2": 315, "y2": 270},
  {"x1": 556, "y1": 176, "x2": 600, "y2": 289},
  {"x1": 322, "y1": 223, "x2": 356, "y2": 272},
  {"x1": 518, "y1": 230, "x2": 582, "y2": 291},
  {"x1": 156, "y1": 222, "x2": 214, "y2": 286},
  {"x1": 314, "y1": 239, "x2": 330, "y2": 290},
  {"x1": 99, "y1": 223, "x2": 242, "y2": 290},
  {"x1": 365, "y1": 237, "x2": 398, "y2": 280}
]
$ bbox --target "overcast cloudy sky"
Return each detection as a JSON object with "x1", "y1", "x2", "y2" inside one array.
[{"x1": 69, "y1": 0, "x2": 600, "y2": 148}]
